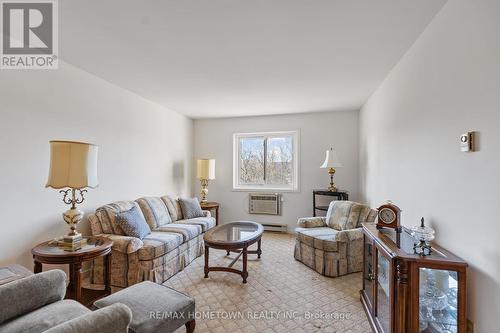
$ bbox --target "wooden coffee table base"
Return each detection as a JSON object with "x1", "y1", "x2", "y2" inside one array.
[{"x1": 204, "y1": 239, "x2": 262, "y2": 284}]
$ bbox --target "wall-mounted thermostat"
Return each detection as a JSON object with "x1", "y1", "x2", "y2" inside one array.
[{"x1": 460, "y1": 131, "x2": 475, "y2": 152}]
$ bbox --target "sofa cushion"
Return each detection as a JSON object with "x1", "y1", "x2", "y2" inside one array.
[
  {"x1": 161, "y1": 196, "x2": 183, "y2": 221},
  {"x1": 95, "y1": 201, "x2": 146, "y2": 236},
  {"x1": 0, "y1": 300, "x2": 89, "y2": 333},
  {"x1": 296, "y1": 227, "x2": 340, "y2": 252},
  {"x1": 178, "y1": 197, "x2": 204, "y2": 219},
  {"x1": 115, "y1": 206, "x2": 151, "y2": 240},
  {"x1": 139, "y1": 232, "x2": 184, "y2": 261},
  {"x1": 154, "y1": 223, "x2": 202, "y2": 242},
  {"x1": 136, "y1": 197, "x2": 172, "y2": 229},
  {"x1": 326, "y1": 201, "x2": 373, "y2": 231},
  {"x1": 175, "y1": 217, "x2": 215, "y2": 232}
]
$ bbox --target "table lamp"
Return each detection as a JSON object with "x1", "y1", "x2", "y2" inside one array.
[
  {"x1": 46, "y1": 141, "x2": 98, "y2": 247},
  {"x1": 320, "y1": 147, "x2": 343, "y2": 192},
  {"x1": 196, "y1": 159, "x2": 215, "y2": 203}
]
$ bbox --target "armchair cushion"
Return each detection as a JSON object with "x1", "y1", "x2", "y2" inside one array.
[
  {"x1": 296, "y1": 227, "x2": 339, "y2": 252},
  {"x1": 0, "y1": 269, "x2": 67, "y2": 324},
  {"x1": 1, "y1": 299, "x2": 89, "y2": 333},
  {"x1": 326, "y1": 201, "x2": 374, "y2": 231},
  {"x1": 297, "y1": 217, "x2": 327, "y2": 228},
  {"x1": 44, "y1": 303, "x2": 132, "y2": 333}
]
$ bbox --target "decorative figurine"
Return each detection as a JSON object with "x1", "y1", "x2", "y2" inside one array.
[{"x1": 411, "y1": 217, "x2": 435, "y2": 256}]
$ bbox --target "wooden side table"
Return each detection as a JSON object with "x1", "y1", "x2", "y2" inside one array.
[
  {"x1": 200, "y1": 201, "x2": 220, "y2": 225},
  {"x1": 31, "y1": 236, "x2": 113, "y2": 307},
  {"x1": 313, "y1": 189, "x2": 349, "y2": 216}
]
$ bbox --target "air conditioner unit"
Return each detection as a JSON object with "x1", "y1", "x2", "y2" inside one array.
[{"x1": 249, "y1": 193, "x2": 282, "y2": 215}]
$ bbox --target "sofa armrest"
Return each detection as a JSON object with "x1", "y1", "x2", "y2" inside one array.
[
  {"x1": 97, "y1": 234, "x2": 144, "y2": 254},
  {"x1": 297, "y1": 216, "x2": 327, "y2": 228},
  {"x1": 202, "y1": 210, "x2": 212, "y2": 218},
  {"x1": 336, "y1": 227, "x2": 364, "y2": 243},
  {"x1": 44, "y1": 303, "x2": 132, "y2": 333},
  {"x1": 0, "y1": 269, "x2": 66, "y2": 325}
]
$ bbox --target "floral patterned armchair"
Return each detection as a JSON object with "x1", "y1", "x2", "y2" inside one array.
[{"x1": 294, "y1": 201, "x2": 377, "y2": 277}]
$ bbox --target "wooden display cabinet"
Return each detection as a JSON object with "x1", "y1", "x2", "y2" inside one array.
[{"x1": 361, "y1": 223, "x2": 467, "y2": 333}]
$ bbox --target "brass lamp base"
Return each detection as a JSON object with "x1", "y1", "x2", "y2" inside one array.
[
  {"x1": 327, "y1": 167, "x2": 338, "y2": 192},
  {"x1": 60, "y1": 188, "x2": 86, "y2": 244},
  {"x1": 200, "y1": 179, "x2": 209, "y2": 203}
]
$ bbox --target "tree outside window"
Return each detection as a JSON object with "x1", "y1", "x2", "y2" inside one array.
[{"x1": 234, "y1": 131, "x2": 298, "y2": 191}]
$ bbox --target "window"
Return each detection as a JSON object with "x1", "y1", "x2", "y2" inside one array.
[{"x1": 233, "y1": 131, "x2": 299, "y2": 191}]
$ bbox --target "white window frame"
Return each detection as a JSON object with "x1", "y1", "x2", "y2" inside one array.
[{"x1": 233, "y1": 130, "x2": 300, "y2": 192}]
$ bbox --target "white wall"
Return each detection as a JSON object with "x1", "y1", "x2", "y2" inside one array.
[
  {"x1": 0, "y1": 61, "x2": 193, "y2": 269},
  {"x1": 359, "y1": 0, "x2": 500, "y2": 331},
  {"x1": 193, "y1": 111, "x2": 359, "y2": 231}
]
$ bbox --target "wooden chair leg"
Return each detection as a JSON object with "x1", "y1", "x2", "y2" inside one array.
[{"x1": 185, "y1": 319, "x2": 196, "y2": 333}]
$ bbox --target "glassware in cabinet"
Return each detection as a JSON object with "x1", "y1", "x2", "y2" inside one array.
[{"x1": 419, "y1": 268, "x2": 459, "y2": 333}]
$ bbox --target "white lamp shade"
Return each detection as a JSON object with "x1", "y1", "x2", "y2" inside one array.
[
  {"x1": 196, "y1": 159, "x2": 216, "y2": 180},
  {"x1": 46, "y1": 141, "x2": 99, "y2": 189},
  {"x1": 320, "y1": 147, "x2": 343, "y2": 168}
]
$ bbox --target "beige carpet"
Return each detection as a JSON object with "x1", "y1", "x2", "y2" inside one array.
[{"x1": 165, "y1": 232, "x2": 372, "y2": 333}]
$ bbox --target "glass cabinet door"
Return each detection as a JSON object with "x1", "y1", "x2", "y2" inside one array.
[
  {"x1": 375, "y1": 248, "x2": 392, "y2": 333},
  {"x1": 363, "y1": 234, "x2": 374, "y2": 308},
  {"x1": 419, "y1": 268, "x2": 459, "y2": 333}
]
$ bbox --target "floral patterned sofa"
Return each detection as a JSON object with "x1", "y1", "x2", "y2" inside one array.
[
  {"x1": 294, "y1": 201, "x2": 377, "y2": 277},
  {"x1": 88, "y1": 196, "x2": 215, "y2": 291}
]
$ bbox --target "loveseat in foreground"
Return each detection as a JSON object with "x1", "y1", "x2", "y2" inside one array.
[
  {"x1": 0, "y1": 269, "x2": 196, "y2": 333},
  {"x1": 0, "y1": 270, "x2": 131, "y2": 333}
]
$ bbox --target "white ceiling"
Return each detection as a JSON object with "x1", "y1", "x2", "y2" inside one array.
[{"x1": 60, "y1": 0, "x2": 446, "y2": 119}]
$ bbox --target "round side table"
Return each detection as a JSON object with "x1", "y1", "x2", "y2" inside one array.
[{"x1": 31, "y1": 236, "x2": 113, "y2": 307}]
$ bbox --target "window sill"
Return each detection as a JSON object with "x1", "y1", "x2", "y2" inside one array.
[{"x1": 232, "y1": 187, "x2": 300, "y2": 193}]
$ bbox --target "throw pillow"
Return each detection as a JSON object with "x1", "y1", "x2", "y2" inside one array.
[
  {"x1": 115, "y1": 206, "x2": 151, "y2": 239},
  {"x1": 178, "y1": 197, "x2": 204, "y2": 219}
]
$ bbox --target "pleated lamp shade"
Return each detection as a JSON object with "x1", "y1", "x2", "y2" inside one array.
[{"x1": 46, "y1": 141, "x2": 99, "y2": 189}]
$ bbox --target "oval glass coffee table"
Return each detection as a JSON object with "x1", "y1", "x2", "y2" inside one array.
[{"x1": 203, "y1": 221, "x2": 263, "y2": 283}]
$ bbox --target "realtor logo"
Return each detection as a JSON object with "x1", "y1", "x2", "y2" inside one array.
[{"x1": 1, "y1": 0, "x2": 58, "y2": 69}]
